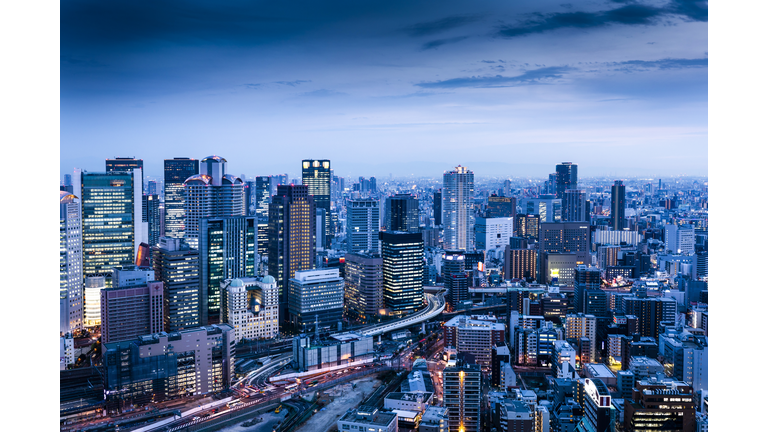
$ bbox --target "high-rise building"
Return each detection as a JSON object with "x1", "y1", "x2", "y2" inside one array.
[
  {"x1": 287, "y1": 269, "x2": 344, "y2": 331},
  {"x1": 665, "y1": 223, "x2": 696, "y2": 255},
  {"x1": 199, "y1": 216, "x2": 257, "y2": 324},
  {"x1": 539, "y1": 222, "x2": 590, "y2": 253},
  {"x1": 610, "y1": 180, "x2": 626, "y2": 230},
  {"x1": 486, "y1": 195, "x2": 516, "y2": 218},
  {"x1": 443, "y1": 359, "x2": 482, "y2": 432},
  {"x1": 268, "y1": 184, "x2": 316, "y2": 323},
  {"x1": 183, "y1": 156, "x2": 245, "y2": 249},
  {"x1": 515, "y1": 214, "x2": 540, "y2": 239},
  {"x1": 443, "y1": 250, "x2": 468, "y2": 309},
  {"x1": 83, "y1": 276, "x2": 105, "y2": 328},
  {"x1": 302, "y1": 159, "x2": 332, "y2": 248},
  {"x1": 563, "y1": 189, "x2": 588, "y2": 222},
  {"x1": 106, "y1": 157, "x2": 143, "y2": 195},
  {"x1": 624, "y1": 377, "x2": 696, "y2": 432},
  {"x1": 380, "y1": 231, "x2": 424, "y2": 315},
  {"x1": 504, "y1": 247, "x2": 539, "y2": 281},
  {"x1": 475, "y1": 216, "x2": 515, "y2": 252},
  {"x1": 254, "y1": 176, "x2": 272, "y2": 220},
  {"x1": 565, "y1": 313, "x2": 597, "y2": 365},
  {"x1": 163, "y1": 157, "x2": 199, "y2": 239},
  {"x1": 555, "y1": 162, "x2": 577, "y2": 200},
  {"x1": 443, "y1": 166, "x2": 475, "y2": 251},
  {"x1": 433, "y1": 190, "x2": 442, "y2": 226},
  {"x1": 152, "y1": 237, "x2": 201, "y2": 331},
  {"x1": 142, "y1": 194, "x2": 161, "y2": 247},
  {"x1": 147, "y1": 180, "x2": 158, "y2": 196},
  {"x1": 385, "y1": 193, "x2": 420, "y2": 232},
  {"x1": 220, "y1": 276, "x2": 279, "y2": 342},
  {"x1": 519, "y1": 196, "x2": 562, "y2": 222},
  {"x1": 75, "y1": 169, "x2": 143, "y2": 284},
  {"x1": 622, "y1": 297, "x2": 677, "y2": 339},
  {"x1": 574, "y1": 265, "x2": 602, "y2": 314},
  {"x1": 60, "y1": 191, "x2": 84, "y2": 334},
  {"x1": 344, "y1": 252, "x2": 384, "y2": 323},
  {"x1": 101, "y1": 273, "x2": 164, "y2": 344},
  {"x1": 577, "y1": 378, "x2": 613, "y2": 432},
  {"x1": 347, "y1": 199, "x2": 381, "y2": 254},
  {"x1": 443, "y1": 315, "x2": 505, "y2": 366}
]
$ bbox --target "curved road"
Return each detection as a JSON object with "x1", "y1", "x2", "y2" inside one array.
[{"x1": 358, "y1": 292, "x2": 445, "y2": 337}]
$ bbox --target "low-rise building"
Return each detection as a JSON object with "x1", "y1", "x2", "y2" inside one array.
[
  {"x1": 384, "y1": 392, "x2": 434, "y2": 413},
  {"x1": 419, "y1": 406, "x2": 449, "y2": 432},
  {"x1": 624, "y1": 376, "x2": 696, "y2": 432},
  {"x1": 628, "y1": 356, "x2": 664, "y2": 380},
  {"x1": 292, "y1": 332, "x2": 375, "y2": 372},
  {"x1": 339, "y1": 406, "x2": 398, "y2": 432}
]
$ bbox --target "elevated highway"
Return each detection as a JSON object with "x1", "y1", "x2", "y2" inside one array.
[{"x1": 357, "y1": 292, "x2": 445, "y2": 337}]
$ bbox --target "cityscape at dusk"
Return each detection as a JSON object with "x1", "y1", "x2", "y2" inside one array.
[{"x1": 25, "y1": 1, "x2": 732, "y2": 431}]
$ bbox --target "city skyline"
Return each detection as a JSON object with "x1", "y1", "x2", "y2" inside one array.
[{"x1": 61, "y1": 0, "x2": 707, "y2": 178}]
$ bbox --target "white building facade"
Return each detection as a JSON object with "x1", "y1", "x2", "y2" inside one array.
[
  {"x1": 221, "y1": 276, "x2": 279, "y2": 342},
  {"x1": 443, "y1": 166, "x2": 475, "y2": 251}
]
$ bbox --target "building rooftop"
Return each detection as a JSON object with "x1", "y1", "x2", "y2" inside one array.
[{"x1": 340, "y1": 406, "x2": 398, "y2": 426}]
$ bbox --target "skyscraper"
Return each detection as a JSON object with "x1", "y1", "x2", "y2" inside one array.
[
  {"x1": 486, "y1": 195, "x2": 516, "y2": 218},
  {"x1": 380, "y1": 231, "x2": 424, "y2": 315},
  {"x1": 385, "y1": 193, "x2": 419, "y2": 232},
  {"x1": 433, "y1": 190, "x2": 442, "y2": 226},
  {"x1": 60, "y1": 191, "x2": 83, "y2": 334},
  {"x1": 287, "y1": 269, "x2": 344, "y2": 331},
  {"x1": 344, "y1": 252, "x2": 384, "y2": 323},
  {"x1": 443, "y1": 166, "x2": 475, "y2": 251},
  {"x1": 555, "y1": 162, "x2": 577, "y2": 200},
  {"x1": 152, "y1": 237, "x2": 201, "y2": 331},
  {"x1": 199, "y1": 216, "x2": 257, "y2": 324},
  {"x1": 268, "y1": 184, "x2": 316, "y2": 323},
  {"x1": 106, "y1": 157, "x2": 144, "y2": 195},
  {"x1": 183, "y1": 156, "x2": 245, "y2": 249},
  {"x1": 164, "y1": 157, "x2": 199, "y2": 239},
  {"x1": 610, "y1": 180, "x2": 626, "y2": 230},
  {"x1": 142, "y1": 194, "x2": 161, "y2": 247},
  {"x1": 443, "y1": 360, "x2": 482, "y2": 432},
  {"x1": 347, "y1": 198, "x2": 381, "y2": 254},
  {"x1": 302, "y1": 159, "x2": 331, "y2": 248},
  {"x1": 75, "y1": 169, "x2": 143, "y2": 284},
  {"x1": 254, "y1": 176, "x2": 272, "y2": 220},
  {"x1": 442, "y1": 250, "x2": 468, "y2": 310},
  {"x1": 574, "y1": 265, "x2": 605, "y2": 316},
  {"x1": 563, "y1": 189, "x2": 588, "y2": 222},
  {"x1": 539, "y1": 222, "x2": 591, "y2": 253}
]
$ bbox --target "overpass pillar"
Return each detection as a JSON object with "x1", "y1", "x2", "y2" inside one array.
[
  {"x1": 422, "y1": 322, "x2": 426, "y2": 334},
  {"x1": 378, "y1": 334, "x2": 382, "y2": 344}
]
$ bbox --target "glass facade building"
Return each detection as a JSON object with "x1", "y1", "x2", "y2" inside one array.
[
  {"x1": 163, "y1": 158, "x2": 199, "y2": 239},
  {"x1": 443, "y1": 166, "x2": 475, "y2": 251},
  {"x1": 60, "y1": 191, "x2": 83, "y2": 334},
  {"x1": 347, "y1": 198, "x2": 380, "y2": 254},
  {"x1": 152, "y1": 237, "x2": 201, "y2": 331},
  {"x1": 302, "y1": 159, "x2": 331, "y2": 248},
  {"x1": 380, "y1": 231, "x2": 424, "y2": 314},
  {"x1": 385, "y1": 193, "x2": 419, "y2": 233}
]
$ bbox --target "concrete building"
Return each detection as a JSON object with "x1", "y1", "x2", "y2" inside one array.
[
  {"x1": 565, "y1": 313, "x2": 597, "y2": 365},
  {"x1": 221, "y1": 276, "x2": 279, "y2": 342},
  {"x1": 624, "y1": 377, "x2": 696, "y2": 432},
  {"x1": 562, "y1": 189, "x2": 587, "y2": 222},
  {"x1": 628, "y1": 356, "x2": 664, "y2": 380},
  {"x1": 102, "y1": 324, "x2": 235, "y2": 408},
  {"x1": 504, "y1": 247, "x2": 539, "y2": 282},
  {"x1": 443, "y1": 360, "x2": 482, "y2": 432},
  {"x1": 385, "y1": 392, "x2": 433, "y2": 414},
  {"x1": 101, "y1": 279, "x2": 165, "y2": 344},
  {"x1": 339, "y1": 407, "x2": 398, "y2": 432},
  {"x1": 610, "y1": 180, "x2": 626, "y2": 230},
  {"x1": 419, "y1": 406, "x2": 450, "y2": 432},
  {"x1": 541, "y1": 252, "x2": 590, "y2": 287},
  {"x1": 287, "y1": 269, "x2": 344, "y2": 331},
  {"x1": 539, "y1": 222, "x2": 590, "y2": 254},
  {"x1": 344, "y1": 252, "x2": 385, "y2": 323},
  {"x1": 347, "y1": 199, "x2": 381, "y2": 254},
  {"x1": 83, "y1": 276, "x2": 105, "y2": 327},
  {"x1": 593, "y1": 229, "x2": 640, "y2": 246},
  {"x1": 152, "y1": 237, "x2": 201, "y2": 331},
  {"x1": 60, "y1": 191, "x2": 84, "y2": 334},
  {"x1": 498, "y1": 400, "x2": 533, "y2": 432},
  {"x1": 578, "y1": 378, "x2": 613, "y2": 432},
  {"x1": 664, "y1": 223, "x2": 696, "y2": 255},
  {"x1": 555, "y1": 162, "x2": 578, "y2": 199},
  {"x1": 584, "y1": 364, "x2": 617, "y2": 387},
  {"x1": 444, "y1": 315, "x2": 505, "y2": 367},
  {"x1": 475, "y1": 216, "x2": 516, "y2": 253},
  {"x1": 443, "y1": 166, "x2": 475, "y2": 251},
  {"x1": 60, "y1": 334, "x2": 75, "y2": 370},
  {"x1": 292, "y1": 332, "x2": 375, "y2": 372}
]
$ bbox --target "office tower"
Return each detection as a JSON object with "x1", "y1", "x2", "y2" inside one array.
[
  {"x1": 574, "y1": 265, "x2": 602, "y2": 314},
  {"x1": 622, "y1": 297, "x2": 677, "y2": 339},
  {"x1": 102, "y1": 324, "x2": 235, "y2": 407},
  {"x1": 539, "y1": 222, "x2": 590, "y2": 253},
  {"x1": 316, "y1": 208, "x2": 326, "y2": 250},
  {"x1": 268, "y1": 184, "x2": 316, "y2": 322},
  {"x1": 515, "y1": 214, "x2": 540, "y2": 239},
  {"x1": 75, "y1": 169, "x2": 143, "y2": 283},
  {"x1": 254, "y1": 176, "x2": 272, "y2": 220},
  {"x1": 577, "y1": 378, "x2": 612, "y2": 432},
  {"x1": 504, "y1": 247, "x2": 539, "y2": 281},
  {"x1": 344, "y1": 252, "x2": 384, "y2": 323},
  {"x1": 443, "y1": 166, "x2": 475, "y2": 251},
  {"x1": 256, "y1": 220, "x2": 269, "y2": 256},
  {"x1": 475, "y1": 216, "x2": 515, "y2": 252},
  {"x1": 433, "y1": 190, "x2": 442, "y2": 226},
  {"x1": 101, "y1": 276, "x2": 164, "y2": 343},
  {"x1": 199, "y1": 216, "x2": 257, "y2": 324},
  {"x1": 380, "y1": 231, "x2": 424, "y2": 315},
  {"x1": 610, "y1": 180, "x2": 626, "y2": 230},
  {"x1": 106, "y1": 157, "x2": 144, "y2": 194},
  {"x1": 183, "y1": 156, "x2": 246, "y2": 249},
  {"x1": 163, "y1": 157, "x2": 199, "y2": 239},
  {"x1": 665, "y1": 223, "x2": 696, "y2": 255},
  {"x1": 83, "y1": 276, "x2": 105, "y2": 328},
  {"x1": 624, "y1": 377, "x2": 696, "y2": 432},
  {"x1": 486, "y1": 194, "x2": 516, "y2": 218},
  {"x1": 152, "y1": 237, "x2": 201, "y2": 331},
  {"x1": 220, "y1": 276, "x2": 279, "y2": 342},
  {"x1": 519, "y1": 196, "x2": 562, "y2": 222},
  {"x1": 243, "y1": 179, "x2": 255, "y2": 215},
  {"x1": 442, "y1": 250, "x2": 467, "y2": 309},
  {"x1": 347, "y1": 199, "x2": 380, "y2": 254},
  {"x1": 385, "y1": 193, "x2": 419, "y2": 232},
  {"x1": 597, "y1": 245, "x2": 620, "y2": 270},
  {"x1": 64, "y1": 173, "x2": 72, "y2": 187},
  {"x1": 565, "y1": 313, "x2": 597, "y2": 364},
  {"x1": 443, "y1": 360, "x2": 482, "y2": 432},
  {"x1": 563, "y1": 189, "x2": 588, "y2": 222},
  {"x1": 147, "y1": 180, "x2": 158, "y2": 196},
  {"x1": 503, "y1": 179, "x2": 511, "y2": 196},
  {"x1": 60, "y1": 191, "x2": 84, "y2": 334},
  {"x1": 555, "y1": 162, "x2": 577, "y2": 199},
  {"x1": 443, "y1": 315, "x2": 505, "y2": 366},
  {"x1": 142, "y1": 194, "x2": 161, "y2": 247},
  {"x1": 287, "y1": 269, "x2": 344, "y2": 331},
  {"x1": 694, "y1": 251, "x2": 708, "y2": 279},
  {"x1": 541, "y1": 252, "x2": 590, "y2": 287},
  {"x1": 302, "y1": 159, "x2": 332, "y2": 248}
]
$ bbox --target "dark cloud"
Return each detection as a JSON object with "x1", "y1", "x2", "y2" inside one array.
[
  {"x1": 415, "y1": 66, "x2": 573, "y2": 89},
  {"x1": 404, "y1": 15, "x2": 480, "y2": 37},
  {"x1": 611, "y1": 57, "x2": 708, "y2": 70},
  {"x1": 480, "y1": 60, "x2": 496, "y2": 63},
  {"x1": 421, "y1": 36, "x2": 469, "y2": 50},
  {"x1": 496, "y1": 1, "x2": 707, "y2": 38}
]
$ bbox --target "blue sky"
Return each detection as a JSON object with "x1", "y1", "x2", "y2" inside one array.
[{"x1": 60, "y1": 0, "x2": 708, "y2": 179}]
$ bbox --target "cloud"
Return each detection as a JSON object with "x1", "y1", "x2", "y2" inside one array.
[
  {"x1": 243, "y1": 83, "x2": 262, "y2": 89},
  {"x1": 496, "y1": 1, "x2": 707, "y2": 38},
  {"x1": 299, "y1": 89, "x2": 347, "y2": 98},
  {"x1": 421, "y1": 36, "x2": 469, "y2": 50},
  {"x1": 415, "y1": 66, "x2": 573, "y2": 89},
  {"x1": 404, "y1": 15, "x2": 480, "y2": 37},
  {"x1": 610, "y1": 57, "x2": 708, "y2": 71},
  {"x1": 274, "y1": 80, "x2": 311, "y2": 87}
]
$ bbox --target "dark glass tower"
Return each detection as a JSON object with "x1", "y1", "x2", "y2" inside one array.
[
  {"x1": 106, "y1": 157, "x2": 144, "y2": 194},
  {"x1": 163, "y1": 158, "x2": 199, "y2": 239},
  {"x1": 486, "y1": 194, "x2": 516, "y2": 218},
  {"x1": 152, "y1": 237, "x2": 201, "y2": 331},
  {"x1": 302, "y1": 159, "x2": 331, "y2": 248},
  {"x1": 433, "y1": 190, "x2": 442, "y2": 226},
  {"x1": 555, "y1": 162, "x2": 578, "y2": 200},
  {"x1": 142, "y1": 194, "x2": 161, "y2": 247},
  {"x1": 385, "y1": 193, "x2": 419, "y2": 232},
  {"x1": 563, "y1": 189, "x2": 588, "y2": 222},
  {"x1": 611, "y1": 180, "x2": 626, "y2": 230},
  {"x1": 380, "y1": 231, "x2": 424, "y2": 315},
  {"x1": 254, "y1": 176, "x2": 272, "y2": 220}
]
